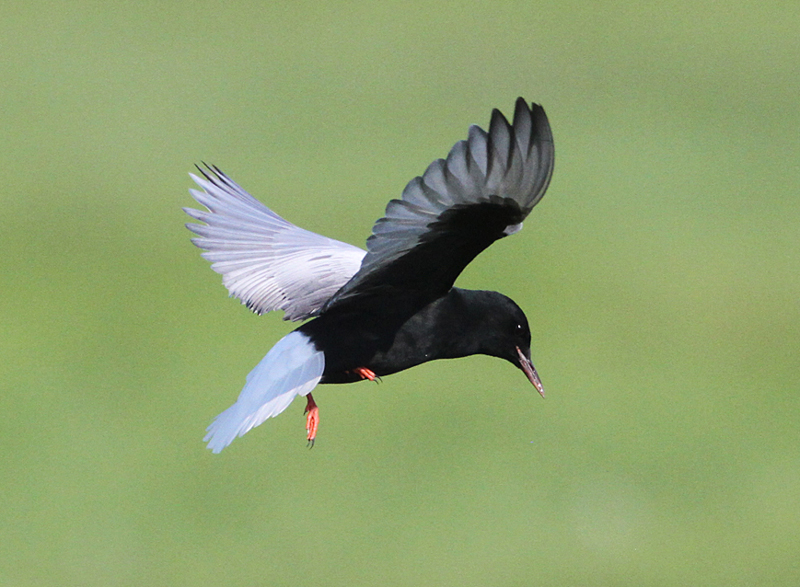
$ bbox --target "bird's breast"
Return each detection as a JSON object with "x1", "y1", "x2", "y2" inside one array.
[{"x1": 301, "y1": 289, "x2": 484, "y2": 384}]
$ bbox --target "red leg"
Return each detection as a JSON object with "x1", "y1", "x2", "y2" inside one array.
[
  {"x1": 304, "y1": 393, "x2": 319, "y2": 447},
  {"x1": 353, "y1": 367, "x2": 378, "y2": 381}
]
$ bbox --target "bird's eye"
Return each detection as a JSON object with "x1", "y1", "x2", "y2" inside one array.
[{"x1": 516, "y1": 324, "x2": 523, "y2": 331}]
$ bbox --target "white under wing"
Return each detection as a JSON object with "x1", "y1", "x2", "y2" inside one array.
[
  {"x1": 185, "y1": 166, "x2": 366, "y2": 321},
  {"x1": 204, "y1": 331, "x2": 324, "y2": 453}
]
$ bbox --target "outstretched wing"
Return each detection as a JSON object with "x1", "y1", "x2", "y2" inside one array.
[
  {"x1": 185, "y1": 165, "x2": 366, "y2": 321},
  {"x1": 323, "y1": 98, "x2": 554, "y2": 311}
]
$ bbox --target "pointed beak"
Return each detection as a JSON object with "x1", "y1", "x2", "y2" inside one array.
[{"x1": 516, "y1": 346, "x2": 545, "y2": 398}]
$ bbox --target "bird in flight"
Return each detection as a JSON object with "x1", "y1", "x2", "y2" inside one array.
[{"x1": 185, "y1": 98, "x2": 555, "y2": 452}]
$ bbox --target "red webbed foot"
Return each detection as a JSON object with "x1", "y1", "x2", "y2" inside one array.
[
  {"x1": 304, "y1": 393, "x2": 319, "y2": 448},
  {"x1": 352, "y1": 367, "x2": 381, "y2": 382}
]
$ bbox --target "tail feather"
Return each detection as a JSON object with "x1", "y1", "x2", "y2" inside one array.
[{"x1": 204, "y1": 331, "x2": 324, "y2": 453}]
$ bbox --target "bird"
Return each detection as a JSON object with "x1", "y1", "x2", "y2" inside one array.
[{"x1": 185, "y1": 97, "x2": 554, "y2": 453}]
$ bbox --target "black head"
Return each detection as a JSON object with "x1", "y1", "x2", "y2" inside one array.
[{"x1": 472, "y1": 291, "x2": 545, "y2": 397}]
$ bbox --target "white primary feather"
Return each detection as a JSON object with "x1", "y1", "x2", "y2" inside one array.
[
  {"x1": 204, "y1": 331, "x2": 324, "y2": 453},
  {"x1": 185, "y1": 166, "x2": 366, "y2": 321}
]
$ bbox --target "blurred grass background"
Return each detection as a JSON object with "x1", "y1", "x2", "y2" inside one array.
[{"x1": 1, "y1": 1, "x2": 799, "y2": 585}]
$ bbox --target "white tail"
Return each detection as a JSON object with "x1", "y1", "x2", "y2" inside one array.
[{"x1": 204, "y1": 331, "x2": 325, "y2": 453}]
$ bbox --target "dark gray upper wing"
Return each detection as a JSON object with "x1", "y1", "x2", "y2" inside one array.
[
  {"x1": 185, "y1": 166, "x2": 366, "y2": 321},
  {"x1": 322, "y1": 98, "x2": 554, "y2": 311}
]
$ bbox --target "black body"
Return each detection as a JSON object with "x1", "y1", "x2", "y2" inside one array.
[
  {"x1": 301, "y1": 288, "x2": 532, "y2": 384},
  {"x1": 297, "y1": 191, "x2": 534, "y2": 384}
]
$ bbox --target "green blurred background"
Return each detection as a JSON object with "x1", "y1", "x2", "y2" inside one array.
[{"x1": 2, "y1": 1, "x2": 799, "y2": 585}]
